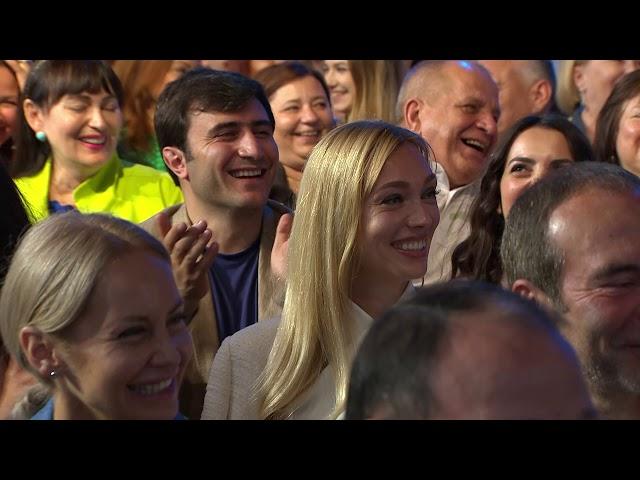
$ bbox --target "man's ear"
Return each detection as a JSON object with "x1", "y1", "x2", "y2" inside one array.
[
  {"x1": 529, "y1": 79, "x2": 553, "y2": 114},
  {"x1": 162, "y1": 147, "x2": 189, "y2": 180},
  {"x1": 23, "y1": 99, "x2": 45, "y2": 133},
  {"x1": 404, "y1": 98, "x2": 424, "y2": 134},
  {"x1": 19, "y1": 326, "x2": 64, "y2": 378},
  {"x1": 511, "y1": 279, "x2": 555, "y2": 311}
]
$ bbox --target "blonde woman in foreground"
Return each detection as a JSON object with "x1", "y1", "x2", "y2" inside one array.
[{"x1": 201, "y1": 120, "x2": 440, "y2": 419}]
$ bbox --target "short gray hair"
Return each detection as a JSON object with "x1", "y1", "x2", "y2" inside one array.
[{"x1": 501, "y1": 162, "x2": 640, "y2": 310}]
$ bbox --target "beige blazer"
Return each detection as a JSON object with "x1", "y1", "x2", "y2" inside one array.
[
  {"x1": 201, "y1": 284, "x2": 415, "y2": 420},
  {"x1": 141, "y1": 200, "x2": 289, "y2": 420}
]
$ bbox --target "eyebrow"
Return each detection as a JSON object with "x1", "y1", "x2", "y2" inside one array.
[
  {"x1": 507, "y1": 157, "x2": 573, "y2": 166},
  {"x1": 377, "y1": 173, "x2": 437, "y2": 190},
  {"x1": 207, "y1": 120, "x2": 273, "y2": 136},
  {"x1": 591, "y1": 263, "x2": 640, "y2": 282}
]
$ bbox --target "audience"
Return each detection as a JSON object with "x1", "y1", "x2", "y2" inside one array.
[
  {"x1": 346, "y1": 280, "x2": 596, "y2": 420},
  {"x1": 451, "y1": 114, "x2": 593, "y2": 283},
  {"x1": 595, "y1": 69, "x2": 640, "y2": 176},
  {"x1": 11, "y1": 60, "x2": 182, "y2": 223},
  {"x1": 502, "y1": 162, "x2": 640, "y2": 419},
  {"x1": 202, "y1": 120, "x2": 439, "y2": 419},
  {"x1": 254, "y1": 61, "x2": 335, "y2": 207},
  {"x1": 478, "y1": 60, "x2": 557, "y2": 135},
  {"x1": 112, "y1": 60, "x2": 200, "y2": 172},
  {"x1": 556, "y1": 60, "x2": 640, "y2": 143},
  {"x1": 398, "y1": 60, "x2": 499, "y2": 284},
  {"x1": 141, "y1": 68, "x2": 291, "y2": 419},
  {"x1": 0, "y1": 212, "x2": 192, "y2": 420}
]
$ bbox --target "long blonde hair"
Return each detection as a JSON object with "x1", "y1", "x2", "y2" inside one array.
[
  {"x1": 556, "y1": 60, "x2": 586, "y2": 116},
  {"x1": 348, "y1": 61, "x2": 407, "y2": 123},
  {"x1": 257, "y1": 120, "x2": 430, "y2": 419}
]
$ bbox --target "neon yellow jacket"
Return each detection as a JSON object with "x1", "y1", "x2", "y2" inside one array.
[{"x1": 15, "y1": 154, "x2": 183, "y2": 224}]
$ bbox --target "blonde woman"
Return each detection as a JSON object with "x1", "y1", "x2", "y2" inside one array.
[
  {"x1": 556, "y1": 60, "x2": 640, "y2": 143},
  {"x1": 0, "y1": 212, "x2": 193, "y2": 420},
  {"x1": 322, "y1": 61, "x2": 407, "y2": 124},
  {"x1": 202, "y1": 120, "x2": 440, "y2": 419}
]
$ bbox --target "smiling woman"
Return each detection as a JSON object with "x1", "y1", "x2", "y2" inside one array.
[
  {"x1": 10, "y1": 61, "x2": 183, "y2": 224},
  {"x1": 0, "y1": 212, "x2": 193, "y2": 420},
  {"x1": 451, "y1": 114, "x2": 594, "y2": 284},
  {"x1": 202, "y1": 121, "x2": 440, "y2": 420},
  {"x1": 254, "y1": 62, "x2": 335, "y2": 207}
]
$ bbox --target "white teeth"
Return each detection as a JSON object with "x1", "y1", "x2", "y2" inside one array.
[
  {"x1": 463, "y1": 139, "x2": 485, "y2": 151},
  {"x1": 81, "y1": 137, "x2": 106, "y2": 145},
  {"x1": 230, "y1": 169, "x2": 263, "y2": 178},
  {"x1": 394, "y1": 240, "x2": 427, "y2": 251},
  {"x1": 129, "y1": 378, "x2": 172, "y2": 395},
  {"x1": 295, "y1": 131, "x2": 319, "y2": 137}
]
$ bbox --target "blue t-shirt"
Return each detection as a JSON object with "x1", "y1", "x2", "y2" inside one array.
[
  {"x1": 209, "y1": 237, "x2": 260, "y2": 344},
  {"x1": 48, "y1": 200, "x2": 76, "y2": 214}
]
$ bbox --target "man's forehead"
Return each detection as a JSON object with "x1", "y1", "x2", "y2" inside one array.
[{"x1": 188, "y1": 100, "x2": 270, "y2": 126}]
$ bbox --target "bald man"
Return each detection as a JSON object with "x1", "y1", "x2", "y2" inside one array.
[
  {"x1": 479, "y1": 60, "x2": 556, "y2": 135},
  {"x1": 397, "y1": 60, "x2": 500, "y2": 284},
  {"x1": 346, "y1": 280, "x2": 596, "y2": 420}
]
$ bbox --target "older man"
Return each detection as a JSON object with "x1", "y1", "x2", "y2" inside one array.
[
  {"x1": 479, "y1": 60, "x2": 557, "y2": 135},
  {"x1": 397, "y1": 60, "x2": 500, "y2": 284},
  {"x1": 502, "y1": 162, "x2": 640, "y2": 419},
  {"x1": 346, "y1": 280, "x2": 595, "y2": 420}
]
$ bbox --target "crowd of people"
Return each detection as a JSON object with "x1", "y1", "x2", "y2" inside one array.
[{"x1": 1, "y1": 59, "x2": 639, "y2": 420}]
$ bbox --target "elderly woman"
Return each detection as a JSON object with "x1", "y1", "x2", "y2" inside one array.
[
  {"x1": 0, "y1": 212, "x2": 193, "y2": 420},
  {"x1": 11, "y1": 60, "x2": 182, "y2": 223},
  {"x1": 594, "y1": 69, "x2": 640, "y2": 177},
  {"x1": 202, "y1": 120, "x2": 440, "y2": 420},
  {"x1": 254, "y1": 62, "x2": 335, "y2": 208},
  {"x1": 451, "y1": 114, "x2": 594, "y2": 284}
]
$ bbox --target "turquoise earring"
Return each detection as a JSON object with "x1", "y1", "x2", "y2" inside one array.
[{"x1": 35, "y1": 131, "x2": 47, "y2": 142}]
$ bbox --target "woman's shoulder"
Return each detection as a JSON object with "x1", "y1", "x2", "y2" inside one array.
[{"x1": 223, "y1": 316, "x2": 281, "y2": 357}]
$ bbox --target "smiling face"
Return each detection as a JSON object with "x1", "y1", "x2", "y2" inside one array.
[
  {"x1": 499, "y1": 126, "x2": 575, "y2": 217},
  {"x1": 53, "y1": 250, "x2": 192, "y2": 420},
  {"x1": 0, "y1": 64, "x2": 19, "y2": 146},
  {"x1": 550, "y1": 189, "x2": 640, "y2": 402},
  {"x1": 269, "y1": 75, "x2": 334, "y2": 172},
  {"x1": 575, "y1": 60, "x2": 640, "y2": 117},
  {"x1": 357, "y1": 142, "x2": 440, "y2": 285},
  {"x1": 184, "y1": 98, "x2": 278, "y2": 211},
  {"x1": 25, "y1": 89, "x2": 123, "y2": 176},
  {"x1": 321, "y1": 60, "x2": 355, "y2": 122},
  {"x1": 615, "y1": 93, "x2": 640, "y2": 177},
  {"x1": 418, "y1": 62, "x2": 499, "y2": 189}
]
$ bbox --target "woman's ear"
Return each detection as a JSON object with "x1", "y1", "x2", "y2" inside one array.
[
  {"x1": 23, "y1": 99, "x2": 45, "y2": 133},
  {"x1": 19, "y1": 326, "x2": 62, "y2": 379}
]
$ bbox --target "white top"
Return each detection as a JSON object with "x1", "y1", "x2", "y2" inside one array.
[{"x1": 290, "y1": 282, "x2": 416, "y2": 420}]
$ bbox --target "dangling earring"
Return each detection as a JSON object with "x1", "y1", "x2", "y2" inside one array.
[
  {"x1": 35, "y1": 131, "x2": 47, "y2": 142},
  {"x1": 49, "y1": 369, "x2": 57, "y2": 378}
]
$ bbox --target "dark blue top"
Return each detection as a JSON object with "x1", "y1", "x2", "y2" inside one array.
[
  {"x1": 209, "y1": 237, "x2": 260, "y2": 344},
  {"x1": 48, "y1": 200, "x2": 76, "y2": 214},
  {"x1": 31, "y1": 398, "x2": 186, "y2": 420}
]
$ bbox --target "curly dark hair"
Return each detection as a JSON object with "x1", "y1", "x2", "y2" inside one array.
[{"x1": 450, "y1": 114, "x2": 594, "y2": 284}]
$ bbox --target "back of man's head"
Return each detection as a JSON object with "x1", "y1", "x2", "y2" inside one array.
[
  {"x1": 501, "y1": 162, "x2": 640, "y2": 307},
  {"x1": 154, "y1": 67, "x2": 275, "y2": 155},
  {"x1": 346, "y1": 280, "x2": 593, "y2": 420}
]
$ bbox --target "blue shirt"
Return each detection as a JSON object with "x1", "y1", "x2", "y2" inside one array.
[
  {"x1": 31, "y1": 398, "x2": 186, "y2": 420},
  {"x1": 209, "y1": 237, "x2": 260, "y2": 344}
]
